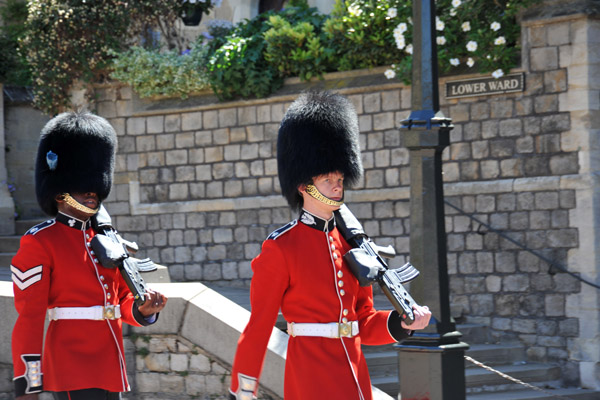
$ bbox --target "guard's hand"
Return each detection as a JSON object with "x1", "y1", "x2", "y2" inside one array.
[
  {"x1": 138, "y1": 289, "x2": 168, "y2": 317},
  {"x1": 401, "y1": 304, "x2": 431, "y2": 330}
]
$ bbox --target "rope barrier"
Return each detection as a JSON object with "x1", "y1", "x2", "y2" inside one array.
[{"x1": 464, "y1": 355, "x2": 575, "y2": 400}]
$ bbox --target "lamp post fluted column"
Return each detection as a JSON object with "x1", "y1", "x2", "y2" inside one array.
[{"x1": 396, "y1": 0, "x2": 469, "y2": 398}]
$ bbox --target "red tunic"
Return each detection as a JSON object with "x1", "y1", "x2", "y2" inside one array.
[
  {"x1": 11, "y1": 212, "x2": 146, "y2": 396},
  {"x1": 230, "y1": 210, "x2": 407, "y2": 400}
]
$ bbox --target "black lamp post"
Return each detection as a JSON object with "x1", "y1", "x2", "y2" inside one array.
[{"x1": 395, "y1": 0, "x2": 469, "y2": 398}]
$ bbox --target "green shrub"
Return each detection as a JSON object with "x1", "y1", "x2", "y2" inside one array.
[
  {"x1": 383, "y1": 0, "x2": 540, "y2": 81},
  {"x1": 110, "y1": 45, "x2": 211, "y2": 99},
  {"x1": 0, "y1": 0, "x2": 31, "y2": 86},
  {"x1": 206, "y1": 11, "x2": 281, "y2": 100},
  {"x1": 20, "y1": 0, "x2": 181, "y2": 115},
  {"x1": 263, "y1": 13, "x2": 332, "y2": 81},
  {"x1": 323, "y1": 0, "x2": 410, "y2": 72}
]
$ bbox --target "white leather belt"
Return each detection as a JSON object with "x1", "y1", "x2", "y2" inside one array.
[
  {"x1": 48, "y1": 305, "x2": 121, "y2": 321},
  {"x1": 287, "y1": 321, "x2": 359, "y2": 338}
]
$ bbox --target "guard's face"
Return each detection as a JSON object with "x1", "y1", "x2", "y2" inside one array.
[
  {"x1": 313, "y1": 172, "x2": 344, "y2": 202},
  {"x1": 56, "y1": 192, "x2": 99, "y2": 220},
  {"x1": 299, "y1": 171, "x2": 345, "y2": 218}
]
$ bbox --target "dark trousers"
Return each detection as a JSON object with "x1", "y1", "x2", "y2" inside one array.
[{"x1": 52, "y1": 389, "x2": 121, "y2": 400}]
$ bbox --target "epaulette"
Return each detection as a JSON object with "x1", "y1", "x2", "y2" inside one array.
[
  {"x1": 25, "y1": 220, "x2": 55, "y2": 236},
  {"x1": 266, "y1": 220, "x2": 298, "y2": 240}
]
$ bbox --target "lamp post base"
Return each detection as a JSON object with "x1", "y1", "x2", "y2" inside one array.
[{"x1": 395, "y1": 332, "x2": 469, "y2": 400}]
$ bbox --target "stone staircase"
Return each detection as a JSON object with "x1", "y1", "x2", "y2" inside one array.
[
  {"x1": 0, "y1": 218, "x2": 47, "y2": 281},
  {"x1": 363, "y1": 322, "x2": 599, "y2": 400}
]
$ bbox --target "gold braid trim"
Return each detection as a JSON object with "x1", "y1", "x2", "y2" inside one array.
[
  {"x1": 305, "y1": 185, "x2": 344, "y2": 207},
  {"x1": 59, "y1": 193, "x2": 99, "y2": 215}
]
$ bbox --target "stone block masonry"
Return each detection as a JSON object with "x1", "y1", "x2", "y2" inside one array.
[{"x1": 123, "y1": 334, "x2": 277, "y2": 400}]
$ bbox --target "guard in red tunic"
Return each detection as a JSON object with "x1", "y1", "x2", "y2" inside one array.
[
  {"x1": 11, "y1": 111, "x2": 167, "y2": 400},
  {"x1": 229, "y1": 91, "x2": 432, "y2": 400}
]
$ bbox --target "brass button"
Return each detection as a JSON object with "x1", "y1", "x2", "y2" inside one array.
[
  {"x1": 342, "y1": 317, "x2": 348, "y2": 323},
  {"x1": 100, "y1": 275, "x2": 105, "y2": 281},
  {"x1": 343, "y1": 309, "x2": 349, "y2": 316},
  {"x1": 337, "y1": 270, "x2": 343, "y2": 278},
  {"x1": 331, "y1": 244, "x2": 336, "y2": 251},
  {"x1": 104, "y1": 284, "x2": 109, "y2": 290},
  {"x1": 329, "y1": 236, "x2": 334, "y2": 242},
  {"x1": 338, "y1": 280, "x2": 344, "y2": 287},
  {"x1": 340, "y1": 289, "x2": 345, "y2": 296},
  {"x1": 107, "y1": 293, "x2": 111, "y2": 299},
  {"x1": 333, "y1": 253, "x2": 338, "y2": 260}
]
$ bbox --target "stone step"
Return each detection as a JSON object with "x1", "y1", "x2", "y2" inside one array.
[
  {"x1": 466, "y1": 343, "x2": 526, "y2": 367},
  {"x1": 16, "y1": 219, "x2": 46, "y2": 236},
  {"x1": 459, "y1": 323, "x2": 491, "y2": 344},
  {"x1": 365, "y1": 343, "x2": 527, "y2": 376},
  {"x1": 0, "y1": 253, "x2": 13, "y2": 269},
  {"x1": 0, "y1": 235, "x2": 20, "y2": 253},
  {"x1": 369, "y1": 374, "x2": 399, "y2": 397},
  {"x1": 465, "y1": 362, "x2": 561, "y2": 389},
  {"x1": 466, "y1": 387, "x2": 600, "y2": 400},
  {"x1": 0, "y1": 266, "x2": 11, "y2": 282}
]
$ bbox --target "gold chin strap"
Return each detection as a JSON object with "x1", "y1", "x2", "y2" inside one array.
[
  {"x1": 305, "y1": 184, "x2": 344, "y2": 207},
  {"x1": 59, "y1": 193, "x2": 99, "y2": 215}
]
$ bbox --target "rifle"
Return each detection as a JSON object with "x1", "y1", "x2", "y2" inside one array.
[
  {"x1": 334, "y1": 204, "x2": 420, "y2": 325},
  {"x1": 90, "y1": 206, "x2": 156, "y2": 306}
]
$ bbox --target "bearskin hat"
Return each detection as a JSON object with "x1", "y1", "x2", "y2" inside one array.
[
  {"x1": 277, "y1": 91, "x2": 363, "y2": 211},
  {"x1": 35, "y1": 111, "x2": 117, "y2": 216}
]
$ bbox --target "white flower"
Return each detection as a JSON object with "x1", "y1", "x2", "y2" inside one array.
[
  {"x1": 450, "y1": 58, "x2": 460, "y2": 66},
  {"x1": 452, "y1": 0, "x2": 461, "y2": 7},
  {"x1": 466, "y1": 40, "x2": 478, "y2": 52},
  {"x1": 395, "y1": 22, "x2": 408, "y2": 34},
  {"x1": 461, "y1": 21, "x2": 471, "y2": 32},
  {"x1": 491, "y1": 21, "x2": 501, "y2": 31},
  {"x1": 348, "y1": 4, "x2": 363, "y2": 17},
  {"x1": 385, "y1": 69, "x2": 396, "y2": 79},
  {"x1": 492, "y1": 69, "x2": 504, "y2": 78},
  {"x1": 467, "y1": 57, "x2": 475, "y2": 67},
  {"x1": 405, "y1": 44, "x2": 413, "y2": 54},
  {"x1": 395, "y1": 34, "x2": 406, "y2": 49},
  {"x1": 450, "y1": 9, "x2": 457, "y2": 16},
  {"x1": 495, "y1": 36, "x2": 506, "y2": 45},
  {"x1": 436, "y1": 16, "x2": 445, "y2": 31},
  {"x1": 437, "y1": 36, "x2": 447, "y2": 45},
  {"x1": 387, "y1": 7, "x2": 397, "y2": 18}
]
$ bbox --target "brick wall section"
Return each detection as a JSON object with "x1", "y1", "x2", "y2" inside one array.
[{"x1": 89, "y1": 14, "x2": 599, "y2": 390}]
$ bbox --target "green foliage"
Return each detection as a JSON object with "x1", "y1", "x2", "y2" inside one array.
[
  {"x1": 0, "y1": 0, "x2": 31, "y2": 85},
  {"x1": 206, "y1": 12, "x2": 282, "y2": 100},
  {"x1": 20, "y1": 0, "x2": 181, "y2": 115},
  {"x1": 264, "y1": 13, "x2": 332, "y2": 81},
  {"x1": 323, "y1": 0, "x2": 411, "y2": 72},
  {"x1": 110, "y1": 45, "x2": 211, "y2": 99},
  {"x1": 5, "y1": 0, "x2": 538, "y2": 111},
  {"x1": 385, "y1": 0, "x2": 540, "y2": 81}
]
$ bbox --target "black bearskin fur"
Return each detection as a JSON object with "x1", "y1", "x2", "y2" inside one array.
[
  {"x1": 35, "y1": 111, "x2": 117, "y2": 216},
  {"x1": 277, "y1": 91, "x2": 363, "y2": 211}
]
